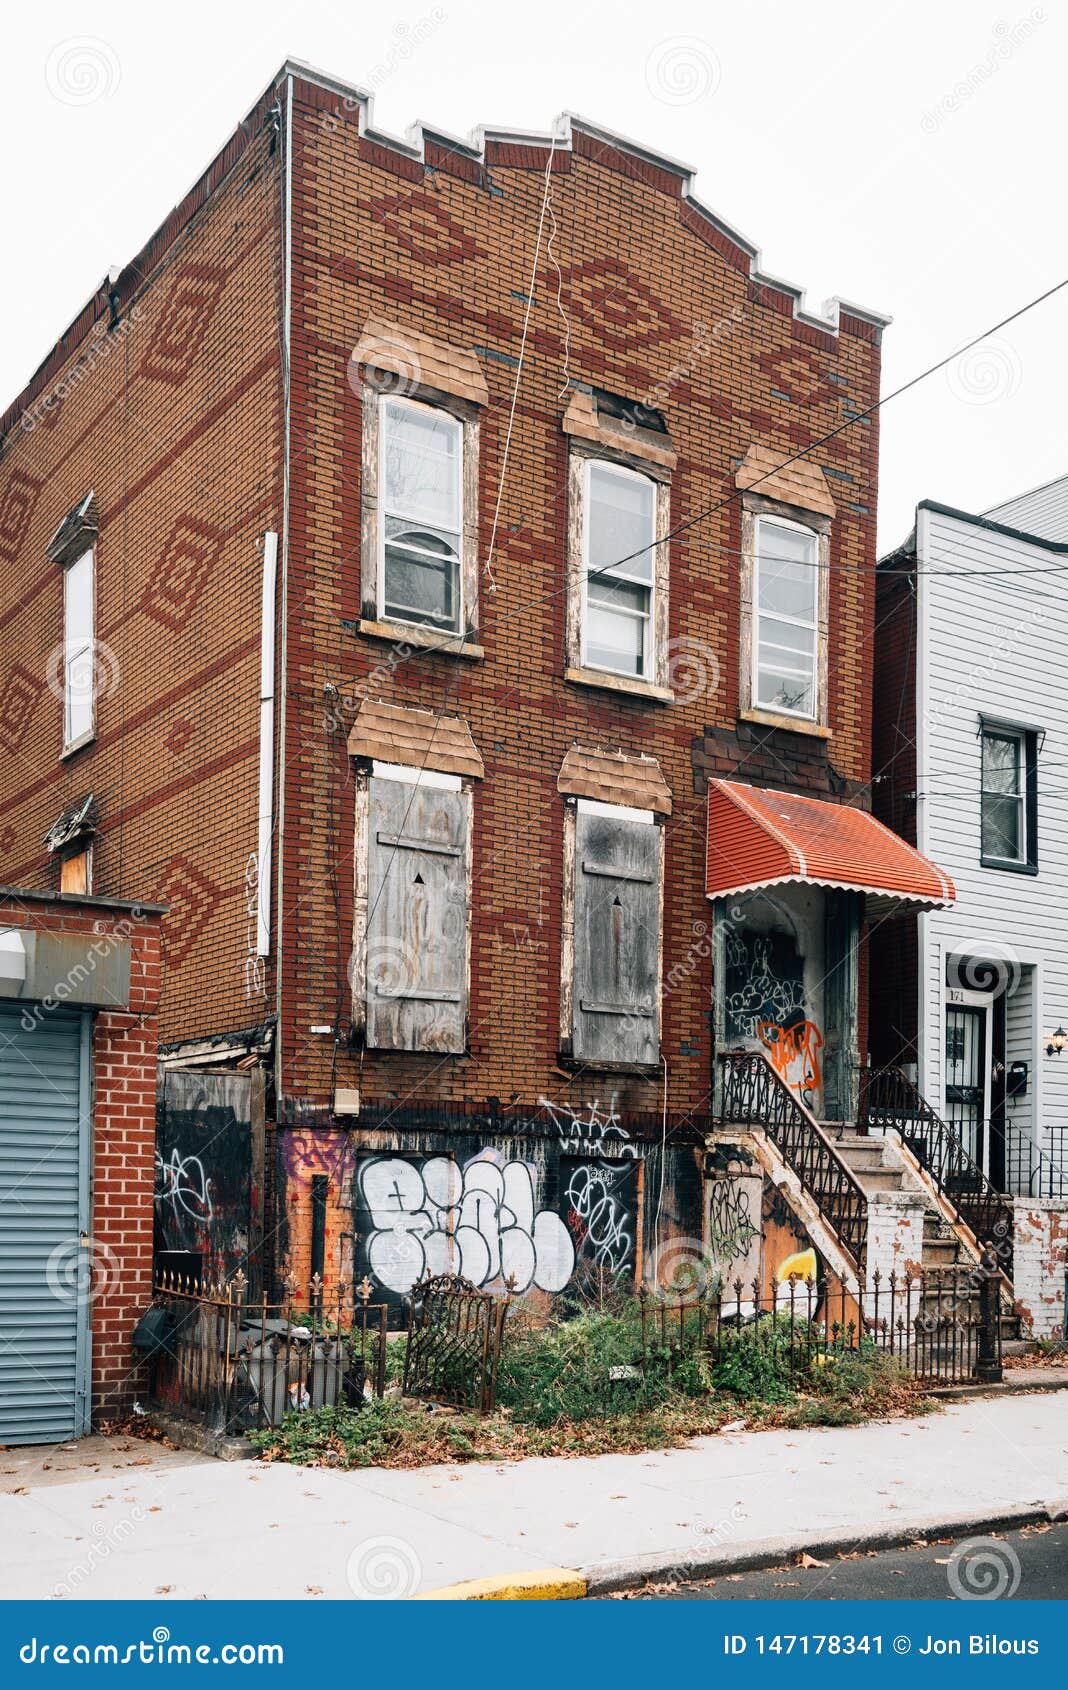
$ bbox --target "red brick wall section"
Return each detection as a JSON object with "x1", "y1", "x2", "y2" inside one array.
[
  {"x1": 278, "y1": 82, "x2": 883, "y2": 1130},
  {"x1": 0, "y1": 893, "x2": 163, "y2": 1421},
  {"x1": 0, "y1": 90, "x2": 284, "y2": 1048}
]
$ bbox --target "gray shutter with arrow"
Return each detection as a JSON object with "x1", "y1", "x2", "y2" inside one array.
[
  {"x1": 573, "y1": 808, "x2": 661, "y2": 1065},
  {"x1": 366, "y1": 777, "x2": 469, "y2": 1053}
]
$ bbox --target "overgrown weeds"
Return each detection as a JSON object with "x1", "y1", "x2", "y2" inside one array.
[{"x1": 248, "y1": 1294, "x2": 935, "y2": 1469}]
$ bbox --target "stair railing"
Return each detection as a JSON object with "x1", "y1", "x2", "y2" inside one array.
[
  {"x1": 1003, "y1": 1122, "x2": 1068, "y2": 1201},
  {"x1": 717, "y1": 1050, "x2": 868, "y2": 1272},
  {"x1": 857, "y1": 1065, "x2": 1014, "y2": 1272}
]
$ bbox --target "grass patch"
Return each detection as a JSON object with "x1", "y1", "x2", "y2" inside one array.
[{"x1": 248, "y1": 1298, "x2": 936, "y2": 1470}]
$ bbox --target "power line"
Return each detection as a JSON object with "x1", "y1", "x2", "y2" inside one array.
[{"x1": 583, "y1": 273, "x2": 1068, "y2": 586}]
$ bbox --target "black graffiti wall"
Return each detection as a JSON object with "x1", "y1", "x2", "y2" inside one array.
[
  {"x1": 273, "y1": 1099, "x2": 704, "y2": 1309},
  {"x1": 155, "y1": 1071, "x2": 253, "y2": 1283}
]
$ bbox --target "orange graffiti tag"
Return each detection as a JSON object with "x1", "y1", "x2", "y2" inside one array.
[{"x1": 757, "y1": 1019, "x2": 823, "y2": 1103}]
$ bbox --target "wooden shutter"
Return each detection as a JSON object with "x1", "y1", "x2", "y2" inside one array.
[
  {"x1": 573, "y1": 809, "x2": 660, "y2": 1064},
  {"x1": 365, "y1": 777, "x2": 469, "y2": 1053}
]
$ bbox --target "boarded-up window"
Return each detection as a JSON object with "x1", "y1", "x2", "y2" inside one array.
[
  {"x1": 573, "y1": 807, "x2": 660, "y2": 1065},
  {"x1": 365, "y1": 776, "x2": 469, "y2": 1053}
]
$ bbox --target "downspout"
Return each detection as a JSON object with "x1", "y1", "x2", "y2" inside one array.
[
  {"x1": 256, "y1": 531, "x2": 278, "y2": 958},
  {"x1": 914, "y1": 504, "x2": 930, "y2": 1101},
  {"x1": 273, "y1": 71, "x2": 294, "y2": 1104}
]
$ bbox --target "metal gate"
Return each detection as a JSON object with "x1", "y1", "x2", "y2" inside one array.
[{"x1": 0, "y1": 1004, "x2": 91, "y2": 1444}]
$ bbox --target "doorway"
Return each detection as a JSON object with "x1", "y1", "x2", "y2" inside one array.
[{"x1": 944, "y1": 993, "x2": 991, "y2": 1170}]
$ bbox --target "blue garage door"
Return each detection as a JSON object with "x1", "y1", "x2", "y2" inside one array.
[{"x1": 0, "y1": 1004, "x2": 91, "y2": 1444}]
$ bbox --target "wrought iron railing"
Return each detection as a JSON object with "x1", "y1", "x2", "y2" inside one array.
[
  {"x1": 717, "y1": 1050, "x2": 868, "y2": 1271},
  {"x1": 1003, "y1": 1122, "x2": 1068, "y2": 1200},
  {"x1": 637, "y1": 1266, "x2": 1001, "y2": 1387},
  {"x1": 857, "y1": 1066, "x2": 1014, "y2": 1270},
  {"x1": 144, "y1": 1272, "x2": 390, "y2": 1433},
  {"x1": 403, "y1": 1273, "x2": 512, "y2": 1414}
]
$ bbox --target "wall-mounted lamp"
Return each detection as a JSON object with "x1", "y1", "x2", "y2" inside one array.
[{"x1": 1046, "y1": 1026, "x2": 1067, "y2": 1057}]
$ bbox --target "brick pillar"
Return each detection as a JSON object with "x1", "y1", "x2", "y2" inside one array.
[
  {"x1": 1012, "y1": 1198, "x2": 1068, "y2": 1339},
  {"x1": 865, "y1": 1191, "x2": 927, "y2": 1295}
]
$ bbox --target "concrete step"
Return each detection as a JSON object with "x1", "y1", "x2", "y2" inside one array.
[
  {"x1": 846, "y1": 1168, "x2": 907, "y2": 1194},
  {"x1": 835, "y1": 1143, "x2": 892, "y2": 1172}
]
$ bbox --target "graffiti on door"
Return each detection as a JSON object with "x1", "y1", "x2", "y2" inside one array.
[
  {"x1": 757, "y1": 1014, "x2": 824, "y2": 1109},
  {"x1": 154, "y1": 1071, "x2": 252, "y2": 1281},
  {"x1": 563, "y1": 1160, "x2": 638, "y2": 1278},
  {"x1": 706, "y1": 1173, "x2": 761, "y2": 1284},
  {"x1": 356, "y1": 1153, "x2": 575, "y2": 1296}
]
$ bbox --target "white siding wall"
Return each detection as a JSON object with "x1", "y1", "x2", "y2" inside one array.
[
  {"x1": 916, "y1": 505, "x2": 1066, "y2": 1160},
  {"x1": 986, "y1": 475, "x2": 1068, "y2": 544}
]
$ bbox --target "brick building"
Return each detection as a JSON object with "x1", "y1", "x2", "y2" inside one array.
[
  {"x1": 0, "y1": 889, "x2": 163, "y2": 1438},
  {"x1": 0, "y1": 60, "x2": 952, "y2": 1314}
]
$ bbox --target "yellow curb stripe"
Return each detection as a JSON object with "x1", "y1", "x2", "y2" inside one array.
[{"x1": 412, "y1": 1568, "x2": 587, "y2": 1601}]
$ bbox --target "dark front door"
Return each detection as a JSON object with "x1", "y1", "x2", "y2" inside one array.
[{"x1": 945, "y1": 1004, "x2": 986, "y2": 1168}]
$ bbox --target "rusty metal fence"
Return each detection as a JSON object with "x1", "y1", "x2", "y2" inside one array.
[
  {"x1": 148, "y1": 1272, "x2": 391, "y2": 1433},
  {"x1": 146, "y1": 1269, "x2": 513, "y2": 1430},
  {"x1": 403, "y1": 1273, "x2": 512, "y2": 1413},
  {"x1": 638, "y1": 1265, "x2": 1003, "y2": 1387}
]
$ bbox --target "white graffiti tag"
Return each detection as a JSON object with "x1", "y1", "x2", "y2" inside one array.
[
  {"x1": 358, "y1": 1155, "x2": 575, "y2": 1295},
  {"x1": 565, "y1": 1164, "x2": 635, "y2": 1275},
  {"x1": 538, "y1": 1095, "x2": 636, "y2": 1158},
  {"x1": 154, "y1": 1148, "x2": 214, "y2": 1221}
]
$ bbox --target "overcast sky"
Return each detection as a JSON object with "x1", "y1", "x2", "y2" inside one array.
[{"x1": 5, "y1": 0, "x2": 1065, "y2": 548}]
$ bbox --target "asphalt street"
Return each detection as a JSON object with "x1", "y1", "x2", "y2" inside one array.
[{"x1": 617, "y1": 1523, "x2": 1068, "y2": 1600}]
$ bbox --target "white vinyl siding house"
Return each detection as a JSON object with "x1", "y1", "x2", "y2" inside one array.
[{"x1": 912, "y1": 501, "x2": 1068, "y2": 1181}]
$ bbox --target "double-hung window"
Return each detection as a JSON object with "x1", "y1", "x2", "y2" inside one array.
[
  {"x1": 753, "y1": 516, "x2": 819, "y2": 719},
  {"x1": 981, "y1": 726, "x2": 1037, "y2": 869},
  {"x1": 62, "y1": 547, "x2": 95, "y2": 751},
  {"x1": 380, "y1": 397, "x2": 463, "y2": 633},
  {"x1": 582, "y1": 461, "x2": 656, "y2": 678}
]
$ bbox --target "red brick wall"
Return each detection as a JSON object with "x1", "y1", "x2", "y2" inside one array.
[
  {"x1": 0, "y1": 88, "x2": 284, "y2": 1047},
  {"x1": 277, "y1": 79, "x2": 883, "y2": 1128},
  {"x1": 0, "y1": 892, "x2": 163, "y2": 1420}
]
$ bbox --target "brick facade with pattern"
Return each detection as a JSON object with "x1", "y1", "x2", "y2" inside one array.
[
  {"x1": 277, "y1": 75, "x2": 882, "y2": 1130},
  {"x1": 0, "y1": 84, "x2": 284, "y2": 1048},
  {"x1": 0, "y1": 65, "x2": 883, "y2": 1294}
]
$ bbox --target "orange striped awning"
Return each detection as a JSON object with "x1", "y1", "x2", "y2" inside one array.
[{"x1": 706, "y1": 780, "x2": 955, "y2": 912}]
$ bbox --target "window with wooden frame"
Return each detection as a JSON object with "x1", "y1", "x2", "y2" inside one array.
[
  {"x1": 739, "y1": 498, "x2": 831, "y2": 731},
  {"x1": 354, "y1": 320, "x2": 485, "y2": 656},
  {"x1": 564, "y1": 422, "x2": 674, "y2": 702},
  {"x1": 379, "y1": 397, "x2": 464, "y2": 634},
  {"x1": 980, "y1": 723, "x2": 1038, "y2": 872},
  {"x1": 355, "y1": 766, "x2": 473, "y2": 1054},
  {"x1": 561, "y1": 799, "x2": 663, "y2": 1068}
]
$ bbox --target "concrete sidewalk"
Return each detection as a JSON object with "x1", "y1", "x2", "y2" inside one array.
[{"x1": 2, "y1": 1393, "x2": 1065, "y2": 1600}]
